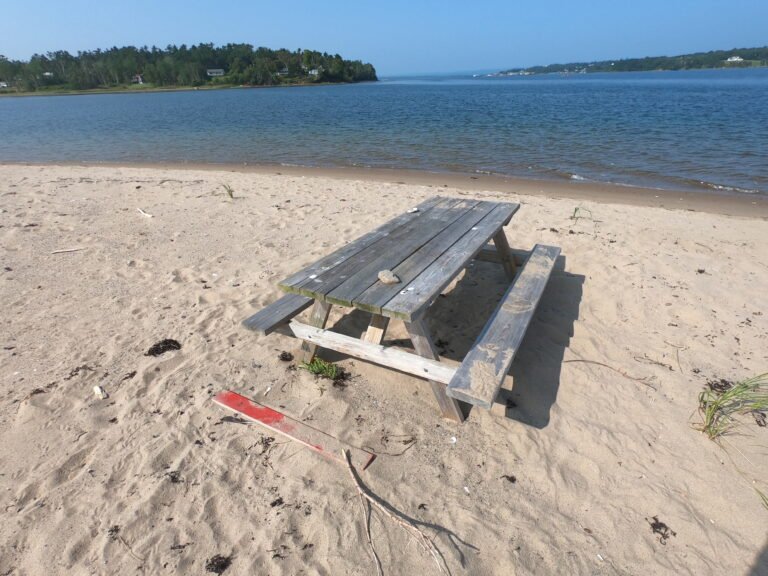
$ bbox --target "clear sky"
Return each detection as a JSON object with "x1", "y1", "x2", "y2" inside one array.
[{"x1": 3, "y1": 0, "x2": 767, "y2": 75}]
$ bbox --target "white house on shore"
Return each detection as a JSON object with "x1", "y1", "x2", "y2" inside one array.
[
  {"x1": 206, "y1": 69, "x2": 225, "y2": 77},
  {"x1": 726, "y1": 56, "x2": 744, "y2": 63}
]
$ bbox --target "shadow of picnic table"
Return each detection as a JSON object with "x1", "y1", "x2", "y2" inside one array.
[
  {"x1": 750, "y1": 539, "x2": 768, "y2": 576},
  {"x1": 322, "y1": 253, "x2": 583, "y2": 429}
]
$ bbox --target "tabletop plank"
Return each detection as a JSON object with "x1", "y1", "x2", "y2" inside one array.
[
  {"x1": 283, "y1": 197, "x2": 470, "y2": 300},
  {"x1": 381, "y1": 202, "x2": 519, "y2": 321},
  {"x1": 279, "y1": 195, "x2": 443, "y2": 291},
  {"x1": 353, "y1": 200, "x2": 498, "y2": 315},
  {"x1": 324, "y1": 198, "x2": 479, "y2": 306}
]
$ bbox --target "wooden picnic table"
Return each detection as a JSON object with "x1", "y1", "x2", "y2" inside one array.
[{"x1": 244, "y1": 195, "x2": 560, "y2": 423}]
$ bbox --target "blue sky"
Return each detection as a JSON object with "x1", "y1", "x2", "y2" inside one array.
[{"x1": 3, "y1": 0, "x2": 767, "y2": 75}]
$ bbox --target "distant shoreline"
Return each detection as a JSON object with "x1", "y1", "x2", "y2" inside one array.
[
  {"x1": 4, "y1": 160, "x2": 766, "y2": 218},
  {"x1": 489, "y1": 64, "x2": 768, "y2": 77},
  {"x1": 494, "y1": 45, "x2": 768, "y2": 76},
  {"x1": 0, "y1": 81, "x2": 362, "y2": 98}
]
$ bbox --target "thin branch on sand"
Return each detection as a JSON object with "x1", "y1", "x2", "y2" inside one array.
[
  {"x1": 663, "y1": 341, "x2": 688, "y2": 374},
  {"x1": 51, "y1": 247, "x2": 86, "y2": 254},
  {"x1": 563, "y1": 359, "x2": 657, "y2": 390},
  {"x1": 342, "y1": 449, "x2": 448, "y2": 575},
  {"x1": 633, "y1": 353, "x2": 674, "y2": 372},
  {"x1": 117, "y1": 535, "x2": 145, "y2": 564},
  {"x1": 136, "y1": 208, "x2": 153, "y2": 218},
  {"x1": 359, "y1": 491, "x2": 384, "y2": 576}
]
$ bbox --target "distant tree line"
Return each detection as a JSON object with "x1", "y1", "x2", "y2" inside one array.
[
  {"x1": 0, "y1": 44, "x2": 377, "y2": 91},
  {"x1": 499, "y1": 46, "x2": 768, "y2": 75}
]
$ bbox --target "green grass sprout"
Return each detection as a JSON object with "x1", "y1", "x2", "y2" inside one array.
[
  {"x1": 301, "y1": 357, "x2": 347, "y2": 382},
  {"x1": 697, "y1": 373, "x2": 768, "y2": 440}
]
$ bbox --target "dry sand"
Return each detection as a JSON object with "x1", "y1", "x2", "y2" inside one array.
[{"x1": 1, "y1": 164, "x2": 766, "y2": 575}]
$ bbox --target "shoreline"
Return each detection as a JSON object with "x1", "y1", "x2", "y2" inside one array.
[
  {"x1": 5, "y1": 160, "x2": 767, "y2": 218},
  {"x1": 0, "y1": 80, "x2": 364, "y2": 98}
]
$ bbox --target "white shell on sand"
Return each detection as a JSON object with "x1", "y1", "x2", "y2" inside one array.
[{"x1": 93, "y1": 385, "x2": 109, "y2": 399}]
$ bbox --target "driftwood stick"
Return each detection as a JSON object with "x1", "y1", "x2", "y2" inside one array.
[
  {"x1": 117, "y1": 535, "x2": 145, "y2": 564},
  {"x1": 633, "y1": 353, "x2": 674, "y2": 372},
  {"x1": 51, "y1": 247, "x2": 86, "y2": 254},
  {"x1": 359, "y1": 491, "x2": 384, "y2": 576},
  {"x1": 664, "y1": 341, "x2": 688, "y2": 374},
  {"x1": 342, "y1": 449, "x2": 448, "y2": 575},
  {"x1": 563, "y1": 359, "x2": 657, "y2": 390},
  {"x1": 136, "y1": 208, "x2": 153, "y2": 218}
]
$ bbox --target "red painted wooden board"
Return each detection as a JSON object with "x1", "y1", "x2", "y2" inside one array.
[{"x1": 213, "y1": 390, "x2": 376, "y2": 470}]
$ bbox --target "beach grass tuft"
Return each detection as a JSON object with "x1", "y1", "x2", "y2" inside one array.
[
  {"x1": 569, "y1": 206, "x2": 595, "y2": 225},
  {"x1": 222, "y1": 183, "x2": 235, "y2": 199},
  {"x1": 301, "y1": 357, "x2": 346, "y2": 382},
  {"x1": 697, "y1": 373, "x2": 768, "y2": 440},
  {"x1": 756, "y1": 487, "x2": 768, "y2": 511}
]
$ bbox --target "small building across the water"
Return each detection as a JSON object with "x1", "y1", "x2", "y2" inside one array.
[{"x1": 206, "y1": 69, "x2": 225, "y2": 77}]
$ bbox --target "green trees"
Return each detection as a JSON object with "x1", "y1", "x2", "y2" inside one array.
[{"x1": 0, "y1": 44, "x2": 377, "y2": 92}]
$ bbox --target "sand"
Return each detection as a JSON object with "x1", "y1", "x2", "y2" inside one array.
[{"x1": 0, "y1": 163, "x2": 766, "y2": 575}]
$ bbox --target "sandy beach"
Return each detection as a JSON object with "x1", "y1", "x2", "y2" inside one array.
[{"x1": 1, "y1": 163, "x2": 766, "y2": 575}]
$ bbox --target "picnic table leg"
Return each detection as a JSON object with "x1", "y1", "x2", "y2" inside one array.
[
  {"x1": 492, "y1": 229, "x2": 517, "y2": 281},
  {"x1": 362, "y1": 314, "x2": 390, "y2": 344},
  {"x1": 404, "y1": 318, "x2": 465, "y2": 423},
  {"x1": 298, "y1": 300, "x2": 332, "y2": 363}
]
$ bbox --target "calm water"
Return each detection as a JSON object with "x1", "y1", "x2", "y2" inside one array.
[{"x1": 2, "y1": 68, "x2": 767, "y2": 194}]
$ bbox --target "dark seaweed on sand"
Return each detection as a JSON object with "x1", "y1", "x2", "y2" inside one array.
[
  {"x1": 647, "y1": 516, "x2": 676, "y2": 544},
  {"x1": 145, "y1": 339, "x2": 181, "y2": 356},
  {"x1": 205, "y1": 554, "x2": 232, "y2": 574}
]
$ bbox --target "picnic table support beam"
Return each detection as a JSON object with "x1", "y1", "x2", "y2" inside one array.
[
  {"x1": 298, "y1": 300, "x2": 332, "y2": 363},
  {"x1": 289, "y1": 321, "x2": 457, "y2": 384},
  {"x1": 492, "y1": 230, "x2": 517, "y2": 281},
  {"x1": 404, "y1": 318, "x2": 465, "y2": 423},
  {"x1": 363, "y1": 314, "x2": 390, "y2": 345}
]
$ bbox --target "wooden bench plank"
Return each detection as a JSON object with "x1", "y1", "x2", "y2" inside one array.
[
  {"x1": 289, "y1": 321, "x2": 457, "y2": 385},
  {"x1": 288, "y1": 197, "x2": 471, "y2": 303},
  {"x1": 446, "y1": 244, "x2": 561, "y2": 409},
  {"x1": 325, "y1": 198, "x2": 481, "y2": 307},
  {"x1": 353, "y1": 201, "x2": 499, "y2": 315},
  {"x1": 242, "y1": 293, "x2": 313, "y2": 335},
  {"x1": 279, "y1": 196, "x2": 443, "y2": 291},
  {"x1": 381, "y1": 203, "x2": 520, "y2": 321}
]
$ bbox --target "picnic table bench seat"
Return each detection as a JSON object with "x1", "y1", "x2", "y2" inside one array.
[
  {"x1": 446, "y1": 244, "x2": 561, "y2": 409},
  {"x1": 242, "y1": 293, "x2": 313, "y2": 335}
]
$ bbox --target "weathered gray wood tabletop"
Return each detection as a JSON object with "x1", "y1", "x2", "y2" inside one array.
[{"x1": 278, "y1": 196, "x2": 520, "y2": 322}]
